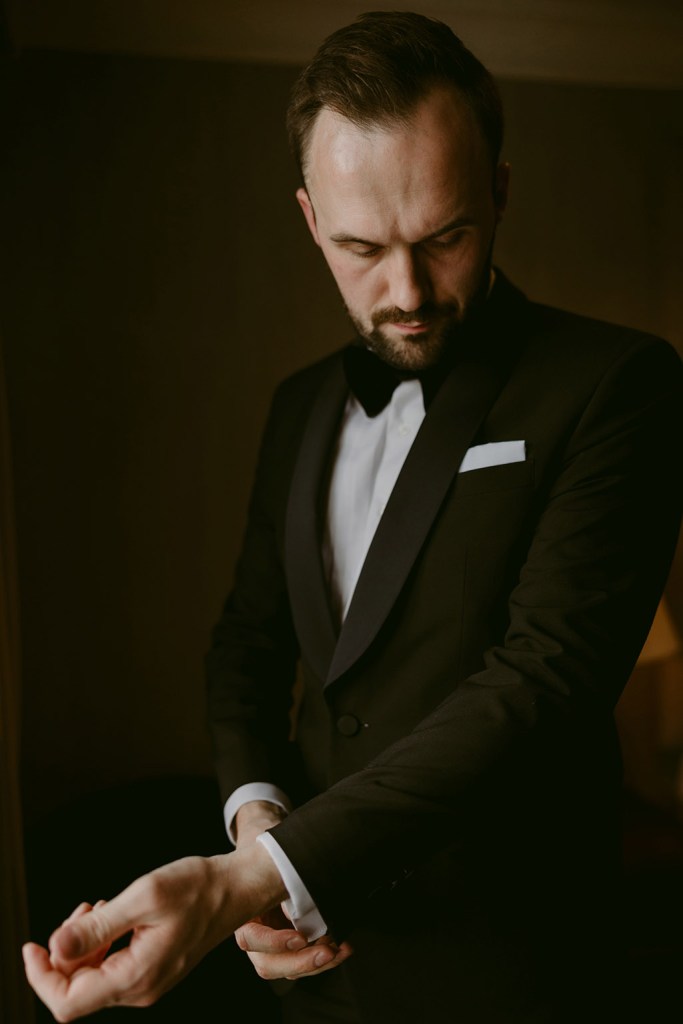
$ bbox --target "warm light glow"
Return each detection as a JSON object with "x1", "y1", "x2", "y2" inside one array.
[{"x1": 637, "y1": 598, "x2": 681, "y2": 665}]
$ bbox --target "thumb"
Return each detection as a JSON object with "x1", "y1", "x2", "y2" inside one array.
[
  {"x1": 49, "y1": 888, "x2": 138, "y2": 961},
  {"x1": 50, "y1": 912, "x2": 111, "y2": 961}
]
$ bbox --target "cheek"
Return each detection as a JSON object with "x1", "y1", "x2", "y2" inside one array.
[
  {"x1": 432, "y1": 239, "x2": 490, "y2": 296},
  {"x1": 326, "y1": 253, "x2": 379, "y2": 305}
]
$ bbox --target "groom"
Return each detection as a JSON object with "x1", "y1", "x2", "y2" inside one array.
[{"x1": 24, "y1": 11, "x2": 682, "y2": 1024}]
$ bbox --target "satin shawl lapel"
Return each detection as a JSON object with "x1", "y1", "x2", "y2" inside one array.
[
  {"x1": 285, "y1": 357, "x2": 348, "y2": 682},
  {"x1": 326, "y1": 347, "x2": 511, "y2": 687}
]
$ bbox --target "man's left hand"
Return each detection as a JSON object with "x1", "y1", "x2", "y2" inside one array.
[
  {"x1": 23, "y1": 845, "x2": 286, "y2": 1021},
  {"x1": 235, "y1": 906, "x2": 353, "y2": 981}
]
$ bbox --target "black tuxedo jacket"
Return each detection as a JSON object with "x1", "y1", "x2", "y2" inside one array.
[{"x1": 206, "y1": 274, "x2": 682, "y2": 1021}]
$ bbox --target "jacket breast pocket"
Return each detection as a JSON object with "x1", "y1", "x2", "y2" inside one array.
[{"x1": 454, "y1": 457, "x2": 536, "y2": 497}]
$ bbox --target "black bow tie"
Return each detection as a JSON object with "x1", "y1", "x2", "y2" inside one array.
[{"x1": 342, "y1": 344, "x2": 449, "y2": 417}]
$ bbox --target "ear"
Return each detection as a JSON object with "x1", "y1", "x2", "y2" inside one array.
[
  {"x1": 296, "y1": 187, "x2": 321, "y2": 246},
  {"x1": 493, "y1": 162, "x2": 510, "y2": 223}
]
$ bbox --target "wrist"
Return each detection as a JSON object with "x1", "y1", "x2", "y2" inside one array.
[
  {"x1": 210, "y1": 842, "x2": 288, "y2": 927},
  {"x1": 235, "y1": 800, "x2": 287, "y2": 847}
]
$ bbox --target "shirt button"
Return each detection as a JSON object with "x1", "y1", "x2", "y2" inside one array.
[
  {"x1": 336, "y1": 713, "x2": 362, "y2": 737},
  {"x1": 397, "y1": 423, "x2": 410, "y2": 436}
]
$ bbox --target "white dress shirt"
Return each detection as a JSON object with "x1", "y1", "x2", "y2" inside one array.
[{"x1": 226, "y1": 379, "x2": 426, "y2": 940}]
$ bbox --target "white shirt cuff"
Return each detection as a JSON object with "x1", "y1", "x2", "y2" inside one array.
[
  {"x1": 257, "y1": 832, "x2": 328, "y2": 942},
  {"x1": 223, "y1": 782, "x2": 292, "y2": 845}
]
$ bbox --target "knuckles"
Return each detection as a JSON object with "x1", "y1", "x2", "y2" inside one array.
[
  {"x1": 135, "y1": 871, "x2": 169, "y2": 908},
  {"x1": 139, "y1": 856, "x2": 211, "y2": 910}
]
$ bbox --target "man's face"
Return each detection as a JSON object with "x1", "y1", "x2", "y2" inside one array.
[{"x1": 297, "y1": 87, "x2": 508, "y2": 371}]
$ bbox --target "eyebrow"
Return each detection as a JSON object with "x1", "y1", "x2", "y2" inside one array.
[{"x1": 329, "y1": 216, "x2": 473, "y2": 247}]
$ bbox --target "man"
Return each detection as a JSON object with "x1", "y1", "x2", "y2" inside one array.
[{"x1": 24, "y1": 12, "x2": 682, "y2": 1024}]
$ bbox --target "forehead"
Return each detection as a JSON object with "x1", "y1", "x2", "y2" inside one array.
[{"x1": 305, "y1": 88, "x2": 492, "y2": 239}]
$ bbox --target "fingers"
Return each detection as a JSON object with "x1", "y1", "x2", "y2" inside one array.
[
  {"x1": 283, "y1": 939, "x2": 353, "y2": 981},
  {"x1": 23, "y1": 943, "x2": 72, "y2": 1021},
  {"x1": 24, "y1": 897, "x2": 127, "y2": 1021},
  {"x1": 251, "y1": 938, "x2": 353, "y2": 981},
  {"x1": 235, "y1": 920, "x2": 308, "y2": 954},
  {"x1": 235, "y1": 921, "x2": 353, "y2": 981},
  {"x1": 23, "y1": 940, "x2": 150, "y2": 1023},
  {"x1": 23, "y1": 942, "x2": 120, "y2": 1023}
]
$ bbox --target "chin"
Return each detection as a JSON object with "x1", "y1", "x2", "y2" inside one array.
[{"x1": 366, "y1": 323, "x2": 458, "y2": 372}]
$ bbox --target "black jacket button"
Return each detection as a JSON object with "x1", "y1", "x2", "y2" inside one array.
[{"x1": 336, "y1": 713, "x2": 362, "y2": 737}]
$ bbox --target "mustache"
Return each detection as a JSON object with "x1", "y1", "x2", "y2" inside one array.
[{"x1": 372, "y1": 302, "x2": 456, "y2": 326}]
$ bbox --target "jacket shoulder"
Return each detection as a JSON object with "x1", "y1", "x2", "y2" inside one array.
[
  {"x1": 526, "y1": 299, "x2": 679, "y2": 362},
  {"x1": 510, "y1": 296, "x2": 682, "y2": 399}
]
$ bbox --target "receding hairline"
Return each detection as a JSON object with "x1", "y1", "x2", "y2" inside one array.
[
  {"x1": 299, "y1": 85, "x2": 492, "y2": 189},
  {"x1": 286, "y1": 12, "x2": 504, "y2": 190}
]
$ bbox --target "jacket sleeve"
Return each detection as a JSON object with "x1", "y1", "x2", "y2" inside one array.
[{"x1": 267, "y1": 336, "x2": 683, "y2": 932}]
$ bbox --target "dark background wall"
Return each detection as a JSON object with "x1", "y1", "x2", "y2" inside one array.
[{"x1": 1, "y1": 49, "x2": 681, "y2": 824}]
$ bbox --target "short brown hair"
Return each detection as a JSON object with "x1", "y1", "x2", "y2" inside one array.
[{"x1": 287, "y1": 11, "x2": 503, "y2": 183}]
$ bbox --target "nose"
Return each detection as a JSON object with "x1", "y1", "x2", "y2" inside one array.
[{"x1": 386, "y1": 247, "x2": 432, "y2": 314}]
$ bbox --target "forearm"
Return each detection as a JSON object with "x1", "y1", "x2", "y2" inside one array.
[
  {"x1": 215, "y1": 841, "x2": 289, "y2": 921},
  {"x1": 272, "y1": 339, "x2": 683, "y2": 931}
]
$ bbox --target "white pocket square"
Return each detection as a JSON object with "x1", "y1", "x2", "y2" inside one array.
[{"x1": 458, "y1": 440, "x2": 526, "y2": 474}]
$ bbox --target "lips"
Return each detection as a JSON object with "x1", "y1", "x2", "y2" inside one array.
[{"x1": 390, "y1": 321, "x2": 431, "y2": 334}]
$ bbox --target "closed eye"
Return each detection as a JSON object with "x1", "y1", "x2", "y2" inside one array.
[
  {"x1": 424, "y1": 230, "x2": 466, "y2": 250},
  {"x1": 330, "y1": 237, "x2": 384, "y2": 259},
  {"x1": 351, "y1": 245, "x2": 383, "y2": 259},
  {"x1": 330, "y1": 220, "x2": 471, "y2": 258}
]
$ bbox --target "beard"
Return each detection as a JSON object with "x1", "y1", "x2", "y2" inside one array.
[
  {"x1": 345, "y1": 252, "x2": 494, "y2": 372},
  {"x1": 347, "y1": 301, "x2": 462, "y2": 372}
]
